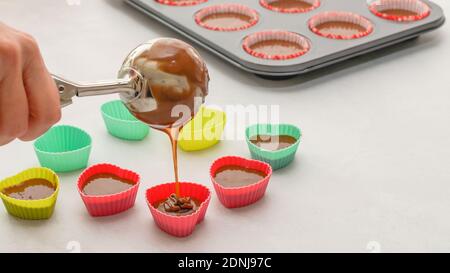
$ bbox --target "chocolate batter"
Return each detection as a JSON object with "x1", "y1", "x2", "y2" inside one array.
[
  {"x1": 314, "y1": 21, "x2": 367, "y2": 37},
  {"x1": 214, "y1": 165, "x2": 267, "y2": 188},
  {"x1": 250, "y1": 134, "x2": 297, "y2": 151},
  {"x1": 124, "y1": 39, "x2": 209, "y2": 197},
  {"x1": 379, "y1": 9, "x2": 419, "y2": 17},
  {"x1": 265, "y1": 0, "x2": 314, "y2": 10},
  {"x1": 2, "y1": 179, "x2": 55, "y2": 200},
  {"x1": 249, "y1": 39, "x2": 304, "y2": 57},
  {"x1": 154, "y1": 193, "x2": 200, "y2": 216},
  {"x1": 163, "y1": 127, "x2": 182, "y2": 196},
  {"x1": 128, "y1": 38, "x2": 209, "y2": 128},
  {"x1": 200, "y1": 12, "x2": 254, "y2": 29},
  {"x1": 82, "y1": 174, "x2": 135, "y2": 196}
]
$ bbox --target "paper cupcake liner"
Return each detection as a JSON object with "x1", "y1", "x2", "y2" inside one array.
[
  {"x1": 101, "y1": 100, "x2": 149, "y2": 141},
  {"x1": 146, "y1": 182, "x2": 211, "y2": 237},
  {"x1": 246, "y1": 123, "x2": 302, "y2": 170},
  {"x1": 0, "y1": 168, "x2": 59, "y2": 220},
  {"x1": 210, "y1": 156, "x2": 272, "y2": 208},
  {"x1": 33, "y1": 125, "x2": 92, "y2": 173},
  {"x1": 309, "y1": 12, "x2": 374, "y2": 40},
  {"x1": 195, "y1": 4, "x2": 259, "y2": 32},
  {"x1": 259, "y1": 0, "x2": 320, "y2": 14},
  {"x1": 155, "y1": 0, "x2": 207, "y2": 6},
  {"x1": 369, "y1": 0, "x2": 431, "y2": 22},
  {"x1": 77, "y1": 164, "x2": 140, "y2": 217},
  {"x1": 178, "y1": 106, "x2": 227, "y2": 151},
  {"x1": 243, "y1": 30, "x2": 311, "y2": 60}
]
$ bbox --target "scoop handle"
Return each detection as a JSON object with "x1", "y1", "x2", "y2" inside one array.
[
  {"x1": 52, "y1": 74, "x2": 135, "y2": 107},
  {"x1": 75, "y1": 79, "x2": 134, "y2": 97}
]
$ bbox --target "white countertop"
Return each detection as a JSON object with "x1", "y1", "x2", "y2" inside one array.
[{"x1": 0, "y1": 0, "x2": 449, "y2": 253}]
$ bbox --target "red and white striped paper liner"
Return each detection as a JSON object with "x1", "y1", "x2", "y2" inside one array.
[
  {"x1": 77, "y1": 163, "x2": 140, "y2": 217},
  {"x1": 210, "y1": 156, "x2": 272, "y2": 209},
  {"x1": 369, "y1": 0, "x2": 431, "y2": 22},
  {"x1": 242, "y1": 30, "x2": 311, "y2": 60},
  {"x1": 155, "y1": 0, "x2": 207, "y2": 6},
  {"x1": 145, "y1": 182, "x2": 211, "y2": 237},
  {"x1": 309, "y1": 11, "x2": 374, "y2": 40},
  {"x1": 259, "y1": 0, "x2": 320, "y2": 14},
  {"x1": 195, "y1": 4, "x2": 259, "y2": 31}
]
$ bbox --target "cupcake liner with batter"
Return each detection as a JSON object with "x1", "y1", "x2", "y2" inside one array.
[
  {"x1": 146, "y1": 182, "x2": 211, "y2": 237},
  {"x1": 259, "y1": 0, "x2": 320, "y2": 14},
  {"x1": 195, "y1": 4, "x2": 259, "y2": 31},
  {"x1": 155, "y1": 0, "x2": 207, "y2": 6},
  {"x1": 77, "y1": 163, "x2": 140, "y2": 217},
  {"x1": 309, "y1": 11, "x2": 374, "y2": 40},
  {"x1": 0, "y1": 168, "x2": 59, "y2": 220},
  {"x1": 246, "y1": 123, "x2": 302, "y2": 170},
  {"x1": 369, "y1": 0, "x2": 431, "y2": 22},
  {"x1": 243, "y1": 30, "x2": 311, "y2": 60},
  {"x1": 210, "y1": 156, "x2": 272, "y2": 208}
]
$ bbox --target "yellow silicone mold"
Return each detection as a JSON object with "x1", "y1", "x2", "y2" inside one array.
[
  {"x1": 178, "y1": 107, "x2": 226, "y2": 151},
  {"x1": 0, "y1": 168, "x2": 60, "y2": 220}
]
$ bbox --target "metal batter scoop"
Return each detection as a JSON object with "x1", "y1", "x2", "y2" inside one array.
[
  {"x1": 53, "y1": 71, "x2": 145, "y2": 108},
  {"x1": 53, "y1": 38, "x2": 209, "y2": 129}
]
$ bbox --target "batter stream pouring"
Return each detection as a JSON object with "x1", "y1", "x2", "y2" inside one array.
[{"x1": 54, "y1": 38, "x2": 210, "y2": 197}]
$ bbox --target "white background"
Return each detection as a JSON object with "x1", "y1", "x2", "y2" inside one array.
[{"x1": 0, "y1": 0, "x2": 449, "y2": 253}]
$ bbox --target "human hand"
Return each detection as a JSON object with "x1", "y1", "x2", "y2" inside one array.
[{"x1": 0, "y1": 23, "x2": 60, "y2": 146}]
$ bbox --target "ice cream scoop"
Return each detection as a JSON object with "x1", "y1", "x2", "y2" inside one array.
[{"x1": 54, "y1": 38, "x2": 209, "y2": 129}]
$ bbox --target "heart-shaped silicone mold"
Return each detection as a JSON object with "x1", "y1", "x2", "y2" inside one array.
[
  {"x1": 33, "y1": 125, "x2": 92, "y2": 173},
  {"x1": 245, "y1": 123, "x2": 302, "y2": 170},
  {"x1": 77, "y1": 163, "x2": 140, "y2": 217},
  {"x1": 0, "y1": 167, "x2": 60, "y2": 220},
  {"x1": 210, "y1": 156, "x2": 272, "y2": 208},
  {"x1": 146, "y1": 182, "x2": 211, "y2": 237},
  {"x1": 101, "y1": 100, "x2": 150, "y2": 141},
  {"x1": 178, "y1": 106, "x2": 226, "y2": 152}
]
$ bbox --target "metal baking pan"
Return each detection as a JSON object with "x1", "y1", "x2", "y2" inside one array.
[{"x1": 126, "y1": 0, "x2": 445, "y2": 77}]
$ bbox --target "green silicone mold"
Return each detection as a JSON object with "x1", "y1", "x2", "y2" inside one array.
[
  {"x1": 33, "y1": 125, "x2": 92, "y2": 172},
  {"x1": 245, "y1": 123, "x2": 302, "y2": 170},
  {"x1": 101, "y1": 100, "x2": 149, "y2": 141}
]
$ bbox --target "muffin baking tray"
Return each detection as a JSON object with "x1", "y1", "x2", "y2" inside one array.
[{"x1": 126, "y1": 0, "x2": 445, "y2": 77}]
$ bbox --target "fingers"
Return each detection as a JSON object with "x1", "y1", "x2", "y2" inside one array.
[
  {"x1": 0, "y1": 25, "x2": 61, "y2": 145},
  {"x1": 19, "y1": 33, "x2": 61, "y2": 141},
  {"x1": 0, "y1": 40, "x2": 29, "y2": 145}
]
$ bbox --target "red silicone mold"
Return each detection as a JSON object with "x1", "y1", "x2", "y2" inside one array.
[
  {"x1": 155, "y1": 0, "x2": 207, "y2": 6},
  {"x1": 369, "y1": 0, "x2": 431, "y2": 22},
  {"x1": 77, "y1": 163, "x2": 140, "y2": 217},
  {"x1": 242, "y1": 30, "x2": 311, "y2": 60},
  {"x1": 260, "y1": 0, "x2": 320, "y2": 14},
  {"x1": 145, "y1": 182, "x2": 211, "y2": 237},
  {"x1": 309, "y1": 11, "x2": 374, "y2": 40},
  {"x1": 195, "y1": 4, "x2": 259, "y2": 32},
  {"x1": 210, "y1": 156, "x2": 272, "y2": 208}
]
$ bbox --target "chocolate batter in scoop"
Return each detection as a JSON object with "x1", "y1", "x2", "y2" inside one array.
[{"x1": 120, "y1": 38, "x2": 209, "y2": 129}]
